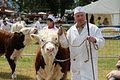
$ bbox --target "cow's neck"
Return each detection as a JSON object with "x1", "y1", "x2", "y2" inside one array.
[
  {"x1": 43, "y1": 53, "x2": 54, "y2": 65},
  {"x1": 24, "y1": 36, "x2": 31, "y2": 45},
  {"x1": 38, "y1": 48, "x2": 64, "y2": 79}
]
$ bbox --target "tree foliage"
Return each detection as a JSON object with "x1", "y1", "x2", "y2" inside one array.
[
  {"x1": 78, "y1": 0, "x2": 98, "y2": 6},
  {"x1": 60, "y1": 0, "x2": 74, "y2": 17},
  {"x1": 13, "y1": 0, "x2": 98, "y2": 16}
]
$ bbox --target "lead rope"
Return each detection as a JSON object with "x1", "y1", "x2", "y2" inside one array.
[
  {"x1": 58, "y1": 31, "x2": 99, "y2": 63},
  {"x1": 63, "y1": 32, "x2": 89, "y2": 62}
]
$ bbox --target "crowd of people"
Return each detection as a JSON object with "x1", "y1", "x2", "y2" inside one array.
[{"x1": 0, "y1": 13, "x2": 69, "y2": 32}]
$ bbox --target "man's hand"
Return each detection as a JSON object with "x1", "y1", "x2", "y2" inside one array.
[
  {"x1": 116, "y1": 60, "x2": 120, "y2": 68},
  {"x1": 58, "y1": 27, "x2": 64, "y2": 36},
  {"x1": 87, "y1": 36, "x2": 96, "y2": 43},
  {"x1": 107, "y1": 70, "x2": 120, "y2": 79}
]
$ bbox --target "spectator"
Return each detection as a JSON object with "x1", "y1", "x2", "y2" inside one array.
[
  {"x1": 95, "y1": 17, "x2": 102, "y2": 26},
  {"x1": 43, "y1": 15, "x2": 58, "y2": 30},
  {"x1": 102, "y1": 18, "x2": 109, "y2": 25},
  {"x1": 13, "y1": 17, "x2": 17, "y2": 23},
  {"x1": 107, "y1": 58, "x2": 120, "y2": 80},
  {"x1": 15, "y1": 17, "x2": 26, "y2": 26},
  {"x1": 90, "y1": 14, "x2": 95, "y2": 24},
  {"x1": 9, "y1": 16, "x2": 14, "y2": 23},
  {"x1": 1, "y1": 20, "x2": 11, "y2": 31},
  {"x1": 33, "y1": 17, "x2": 42, "y2": 44},
  {"x1": 33, "y1": 17, "x2": 42, "y2": 31}
]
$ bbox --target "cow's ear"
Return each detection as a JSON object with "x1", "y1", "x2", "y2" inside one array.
[{"x1": 30, "y1": 34, "x2": 39, "y2": 41}]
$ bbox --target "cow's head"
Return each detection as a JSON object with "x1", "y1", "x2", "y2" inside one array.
[
  {"x1": 20, "y1": 27, "x2": 38, "y2": 45},
  {"x1": 12, "y1": 32, "x2": 25, "y2": 50},
  {"x1": 31, "y1": 29, "x2": 59, "y2": 63}
]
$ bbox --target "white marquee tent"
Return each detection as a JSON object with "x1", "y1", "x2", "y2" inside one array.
[{"x1": 83, "y1": 0, "x2": 120, "y2": 25}]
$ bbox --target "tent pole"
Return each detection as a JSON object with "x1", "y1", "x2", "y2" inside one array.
[
  {"x1": 86, "y1": 13, "x2": 96, "y2": 80},
  {"x1": 118, "y1": 8, "x2": 120, "y2": 25}
]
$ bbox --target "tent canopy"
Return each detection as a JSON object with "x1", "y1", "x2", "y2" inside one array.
[
  {"x1": 83, "y1": 0, "x2": 120, "y2": 25},
  {"x1": 83, "y1": 0, "x2": 120, "y2": 14}
]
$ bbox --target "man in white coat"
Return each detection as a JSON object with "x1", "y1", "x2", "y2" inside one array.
[{"x1": 58, "y1": 6, "x2": 105, "y2": 80}]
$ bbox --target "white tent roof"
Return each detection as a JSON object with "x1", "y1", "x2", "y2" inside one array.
[{"x1": 83, "y1": 0, "x2": 120, "y2": 14}]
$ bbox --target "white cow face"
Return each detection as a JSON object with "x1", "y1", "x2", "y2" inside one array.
[
  {"x1": 20, "y1": 27, "x2": 37, "y2": 45},
  {"x1": 31, "y1": 29, "x2": 59, "y2": 57}
]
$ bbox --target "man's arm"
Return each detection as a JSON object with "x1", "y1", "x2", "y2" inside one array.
[
  {"x1": 58, "y1": 27, "x2": 69, "y2": 48},
  {"x1": 107, "y1": 70, "x2": 120, "y2": 79}
]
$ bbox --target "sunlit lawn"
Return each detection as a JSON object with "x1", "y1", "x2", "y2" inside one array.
[
  {"x1": 0, "y1": 39, "x2": 120, "y2": 80},
  {"x1": 0, "y1": 56, "x2": 118, "y2": 80},
  {"x1": 23, "y1": 39, "x2": 120, "y2": 56},
  {"x1": 99, "y1": 39, "x2": 120, "y2": 57}
]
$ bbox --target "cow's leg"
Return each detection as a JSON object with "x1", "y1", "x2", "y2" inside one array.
[
  {"x1": 36, "y1": 74, "x2": 44, "y2": 80},
  {"x1": 6, "y1": 55, "x2": 16, "y2": 79},
  {"x1": 60, "y1": 72, "x2": 67, "y2": 80}
]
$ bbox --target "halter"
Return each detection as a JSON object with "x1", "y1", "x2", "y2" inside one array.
[{"x1": 41, "y1": 41, "x2": 59, "y2": 49}]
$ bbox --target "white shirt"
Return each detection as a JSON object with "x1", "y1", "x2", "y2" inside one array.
[
  {"x1": 43, "y1": 25, "x2": 58, "y2": 31},
  {"x1": 1, "y1": 23, "x2": 11, "y2": 31},
  {"x1": 34, "y1": 21, "x2": 42, "y2": 31},
  {"x1": 59, "y1": 23, "x2": 105, "y2": 80}
]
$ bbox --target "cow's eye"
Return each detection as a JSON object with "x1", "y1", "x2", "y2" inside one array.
[{"x1": 41, "y1": 39, "x2": 44, "y2": 42}]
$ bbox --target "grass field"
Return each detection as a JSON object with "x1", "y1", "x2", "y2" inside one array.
[
  {"x1": 23, "y1": 39, "x2": 120, "y2": 56},
  {"x1": 0, "y1": 57, "x2": 118, "y2": 80},
  {"x1": 99, "y1": 39, "x2": 120, "y2": 57},
  {"x1": 0, "y1": 39, "x2": 120, "y2": 80}
]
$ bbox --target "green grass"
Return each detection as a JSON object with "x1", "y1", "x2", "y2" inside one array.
[
  {"x1": 22, "y1": 42, "x2": 39, "y2": 55},
  {"x1": 23, "y1": 39, "x2": 120, "y2": 56},
  {"x1": 99, "y1": 39, "x2": 120, "y2": 57},
  {"x1": 0, "y1": 57, "x2": 118, "y2": 80},
  {"x1": 98, "y1": 58, "x2": 118, "y2": 80},
  {"x1": 0, "y1": 56, "x2": 71, "y2": 80},
  {"x1": 0, "y1": 39, "x2": 120, "y2": 80}
]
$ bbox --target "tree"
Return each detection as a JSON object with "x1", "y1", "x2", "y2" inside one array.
[
  {"x1": 46, "y1": 0, "x2": 59, "y2": 16},
  {"x1": 12, "y1": 0, "x2": 98, "y2": 16},
  {"x1": 77, "y1": 0, "x2": 98, "y2": 6},
  {"x1": 60, "y1": 0, "x2": 74, "y2": 17}
]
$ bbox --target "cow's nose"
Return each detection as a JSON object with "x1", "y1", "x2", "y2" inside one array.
[{"x1": 47, "y1": 47, "x2": 54, "y2": 52}]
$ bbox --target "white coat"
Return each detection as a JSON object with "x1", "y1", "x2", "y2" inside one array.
[
  {"x1": 43, "y1": 25, "x2": 58, "y2": 31},
  {"x1": 59, "y1": 23, "x2": 105, "y2": 80}
]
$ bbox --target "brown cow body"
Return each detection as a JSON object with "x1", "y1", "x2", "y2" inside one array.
[
  {"x1": 32, "y1": 29, "x2": 70, "y2": 80},
  {"x1": 0, "y1": 30, "x2": 25, "y2": 78},
  {"x1": 35, "y1": 46, "x2": 70, "y2": 80}
]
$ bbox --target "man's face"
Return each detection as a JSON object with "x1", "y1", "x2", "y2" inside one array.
[{"x1": 74, "y1": 12, "x2": 86, "y2": 26}]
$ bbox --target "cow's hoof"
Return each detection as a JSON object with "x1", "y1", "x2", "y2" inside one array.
[{"x1": 12, "y1": 72, "x2": 17, "y2": 79}]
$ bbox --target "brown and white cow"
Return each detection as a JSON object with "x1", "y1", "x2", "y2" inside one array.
[
  {"x1": 20, "y1": 27, "x2": 38, "y2": 46},
  {"x1": 0, "y1": 30, "x2": 25, "y2": 78},
  {"x1": 0, "y1": 27, "x2": 37, "y2": 79},
  {"x1": 9, "y1": 27, "x2": 38, "y2": 61},
  {"x1": 31, "y1": 29, "x2": 70, "y2": 80}
]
